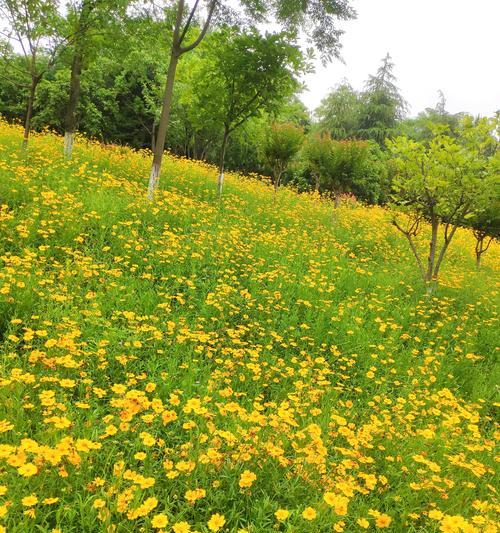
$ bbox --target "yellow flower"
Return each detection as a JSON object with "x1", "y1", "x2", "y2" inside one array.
[
  {"x1": 208, "y1": 513, "x2": 226, "y2": 532},
  {"x1": 302, "y1": 507, "x2": 317, "y2": 520},
  {"x1": 151, "y1": 513, "x2": 169, "y2": 528},
  {"x1": 275, "y1": 509, "x2": 290, "y2": 520},
  {"x1": 375, "y1": 515, "x2": 392, "y2": 528},
  {"x1": 93, "y1": 499, "x2": 106, "y2": 509},
  {"x1": 0, "y1": 419, "x2": 14, "y2": 433},
  {"x1": 17, "y1": 463, "x2": 38, "y2": 477},
  {"x1": 357, "y1": 518, "x2": 370, "y2": 529},
  {"x1": 172, "y1": 522, "x2": 191, "y2": 533},
  {"x1": 239, "y1": 470, "x2": 257, "y2": 488},
  {"x1": 22, "y1": 494, "x2": 38, "y2": 506},
  {"x1": 323, "y1": 492, "x2": 349, "y2": 515},
  {"x1": 140, "y1": 432, "x2": 156, "y2": 446},
  {"x1": 185, "y1": 488, "x2": 206, "y2": 503}
]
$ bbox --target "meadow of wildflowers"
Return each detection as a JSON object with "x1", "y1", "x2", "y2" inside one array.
[{"x1": 0, "y1": 120, "x2": 498, "y2": 532}]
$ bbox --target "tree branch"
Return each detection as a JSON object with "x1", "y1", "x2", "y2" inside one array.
[
  {"x1": 179, "y1": 0, "x2": 217, "y2": 55},
  {"x1": 392, "y1": 217, "x2": 426, "y2": 281}
]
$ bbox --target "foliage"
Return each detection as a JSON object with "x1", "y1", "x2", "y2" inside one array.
[
  {"x1": 388, "y1": 116, "x2": 499, "y2": 289},
  {"x1": 263, "y1": 122, "x2": 304, "y2": 190},
  {"x1": 302, "y1": 132, "x2": 334, "y2": 191},
  {"x1": 358, "y1": 54, "x2": 407, "y2": 145},
  {"x1": 466, "y1": 147, "x2": 500, "y2": 267},
  {"x1": 315, "y1": 81, "x2": 361, "y2": 139},
  {"x1": 303, "y1": 137, "x2": 388, "y2": 203},
  {"x1": 397, "y1": 91, "x2": 465, "y2": 141},
  {"x1": 195, "y1": 28, "x2": 305, "y2": 136},
  {"x1": 241, "y1": 0, "x2": 356, "y2": 62},
  {"x1": 0, "y1": 0, "x2": 64, "y2": 144}
]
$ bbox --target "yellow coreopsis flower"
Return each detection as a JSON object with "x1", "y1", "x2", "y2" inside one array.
[
  {"x1": 275, "y1": 509, "x2": 290, "y2": 520},
  {"x1": 151, "y1": 513, "x2": 169, "y2": 528},
  {"x1": 302, "y1": 507, "x2": 317, "y2": 520},
  {"x1": 375, "y1": 514, "x2": 392, "y2": 528},
  {"x1": 22, "y1": 495, "x2": 38, "y2": 506},
  {"x1": 208, "y1": 513, "x2": 226, "y2": 532},
  {"x1": 239, "y1": 469, "x2": 256, "y2": 488}
]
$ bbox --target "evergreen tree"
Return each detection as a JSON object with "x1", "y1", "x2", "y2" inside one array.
[
  {"x1": 315, "y1": 80, "x2": 361, "y2": 139},
  {"x1": 358, "y1": 53, "x2": 407, "y2": 145}
]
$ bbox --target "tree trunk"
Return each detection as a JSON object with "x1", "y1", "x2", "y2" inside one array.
[
  {"x1": 147, "y1": 48, "x2": 181, "y2": 200},
  {"x1": 426, "y1": 215, "x2": 438, "y2": 282},
  {"x1": 425, "y1": 214, "x2": 439, "y2": 294},
  {"x1": 314, "y1": 173, "x2": 320, "y2": 193},
  {"x1": 273, "y1": 168, "x2": 283, "y2": 203},
  {"x1": 64, "y1": 47, "x2": 83, "y2": 158},
  {"x1": 147, "y1": 0, "x2": 184, "y2": 201},
  {"x1": 433, "y1": 225, "x2": 457, "y2": 279},
  {"x1": 64, "y1": 0, "x2": 95, "y2": 159},
  {"x1": 22, "y1": 75, "x2": 38, "y2": 149},
  {"x1": 273, "y1": 172, "x2": 279, "y2": 193},
  {"x1": 217, "y1": 126, "x2": 230, "y2": 199}
]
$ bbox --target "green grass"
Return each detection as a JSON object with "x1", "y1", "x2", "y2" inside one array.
[{"x1": 0, "y1": 122, "x2": 498, "y2": 532}]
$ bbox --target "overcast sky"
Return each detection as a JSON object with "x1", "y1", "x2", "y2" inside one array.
[{"x1": 300, "y1": 0, "x2": 500, "y2": 118}]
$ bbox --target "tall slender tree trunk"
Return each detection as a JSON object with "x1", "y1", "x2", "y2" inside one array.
[
  {"x1": 64, "y1": 48, "x2": 83, "y2": 158},
  {"x1": 314, "y1": 173, "x2": 320, "y2": 193},
  {"x1": 147, "y1": 48, "x2": 181, "y2": 200},
  {"x1": 147, "y1": 0, "x2": 184, "y2": 201},
  {"x1": 64, "y1": 0, "x2": 95, "y2": 159},
  {"x1": 22, "y1": 75, "x2": 38, "y2": 149},
  {"x1": 145, "y1": 0, "x2": 216, "y2": 199},
  {"x1": 217, "y1": 126, "x2": 230, "y2": 199},
  {"x1": 425, "y1": 214, "x2": 439, "y2": 294},
  {"x1": 151, "y1": 121, "x2": 156, "y2": 152}
]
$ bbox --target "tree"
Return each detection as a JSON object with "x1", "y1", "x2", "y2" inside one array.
[
  {"x1": 303, "y1": 132, "x2": 334, "y2": 192},
  {"x1": 334, "y1": 140, "x2": 388, "y2": 204},
  {"x1": 398, "y1": 90, "x2": 464, "y2": 142},
  {"x1": 62, "y1": 0, "x2": 130, "y2": 158},
  {"x1": 470, "y1": 202, "x2": 499, "y2": 268},
  {"x1": 264, "y1": 122, "x2": 303, "y2": 193},
  {"x1": 191, "y1": 28, "x2": 305, "y2": 197},
  {"x1": 359, "y1": 53, "x2": 407, "y2": 145},
  {"x1": 388, "y1": 117, "x2": 498, "y2": 292},
  {"x1": 467, "y1": 137, "x2": 500, "y2": 268},
  {"x1": 147, "y1": 0, "x2": 356, "y2": 200},
  {"x1": 0, "y1": 0, "x2": 63, "y2": 147},
  {"x1": 146, "y1": 0, "x2": 218, "y2": 200},
  {"x1": 315, "y1": 81, "x2": 361, "y2": 139}
]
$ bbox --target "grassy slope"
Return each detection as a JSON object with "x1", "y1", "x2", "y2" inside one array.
[{"x1": 0, "y1": 121, "x2": 498, "y2": 532}]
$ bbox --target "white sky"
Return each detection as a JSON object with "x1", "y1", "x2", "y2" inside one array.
[{"x1": 300, "y1": 0, "x2": 500, "y2": 118}]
